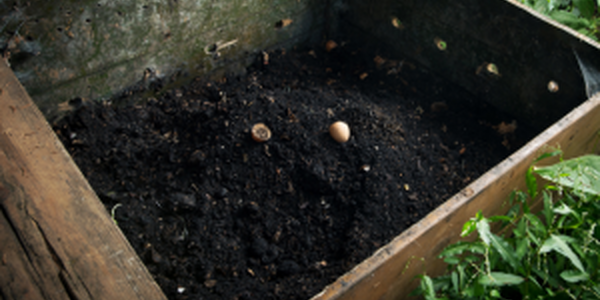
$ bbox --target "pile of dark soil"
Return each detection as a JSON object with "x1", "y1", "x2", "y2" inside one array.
[{"x1": 53, "y1": 42, "x2": 536, "y2": 300}]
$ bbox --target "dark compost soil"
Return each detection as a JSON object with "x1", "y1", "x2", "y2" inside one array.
[{"x1": 53, "y1": 42, "x2": 536, "y2": 300}]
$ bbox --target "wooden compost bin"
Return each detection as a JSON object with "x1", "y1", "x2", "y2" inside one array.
[{"x1": 1, "y1": 0, "x2": 600, "y2": 299}]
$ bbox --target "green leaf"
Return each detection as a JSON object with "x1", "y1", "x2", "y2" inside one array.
[
  {"x1": 532, "y1": 266, "x2": 561, "y2": 288},
  {"x1": 488, "y1": 215, "x2": 513, "y2": 223},
  {"x1": 534, "y1": 149, "x2": 563, "y2": 163},
  {"x1": 490, "y1": 289, "x2": 501, "y2": 298},
  {"x1": 475, "y1": 210, "x2": 484, "y2": 220},
  {"x1": 516, "y1": 238, "x2": 529, "y2": 261},
  {"x1": 514, "y1": 217, "x2": 526, "y2": 238},
  {"x1": 527, "y1": 226, "x2": 542, "y2": 246},
  {"x1": 443, "y1": 256, "x2": 460, "y2": 265},
  {"x1": 477, "y1": 219, "x2": 520, "y2": 270},
  {"x1": 521, "y1": 0, "x2": 534, "y2": 8},
  {"x1": 524, "y1": 213, "x2": 546, "y2": 234},
  {"x1": 545, "y1": 287, "x2": 556, "y2": 297},
  {"x1": 543, "y1": 191, "x2": 553, "y2": 226},
  {"x1": 513, "y1": 190, "x2": 529, "y2": 204},
  {"x1": 535, "y1": 0, "x2": 550, "y2": 13},
  {"x1": 476, "y1": 218, "x2": 492, "y2": 245},
  {"x1": 526, "y1": 166, "x2": 538, "y2": 199},
  {"x1": 420, "y1": 275, "x2": 437, "y2": 299},
  {"x1": 534, "y1": 155, "x2": 600, "y2": 196},
  {"x1": 458, "y1": 264, "x2": 466, "y2": 292},
  {"x1": 550, "y1": 10, "x2": 590, "y2": 30},
  {"x1": 506, "y1": 203, "x2": 521, "y2": 220},
  {"x1": 540, "y1": 234, "x2": 587, "y2": 274},
  {"x1": 478, "y1": 272, "x2": 525, "y2": 286},
  {"x1": 560, "y1": 269, "x2": 590, "y2": 283},
  {"x1": 461, "y1": 219, "x2": 477, "y2": 237},
  {"x1": 527, "y1": 274, "x2": 543, "y2": 291},
  {"x1": 463, "y1": 255, "x2": 481, "y2": 264},
  {"x1": 592, "y1": 284, "x2": 600, "y2": 296},
  {"x1": 439, "y1": 241, "x2": 485, "y2": 258},
  {"x1": 553, "y1": 202, "x2": 574, "y2": 215},
  {"x1": 412, "y1": 275, "x2": 451, "y2": 299},
  {"x1": 550, "y1": 0, "x2": 572, "y2": 10},
  {"x1": 451, "y1": 271, "x2": 459, "y2": 295},
  {"x1": 578, "y1": 27, "x2": 593, "y2": 36},
  {"x1": 574, "y1": 0, "x2": 596, "y2": 19}
]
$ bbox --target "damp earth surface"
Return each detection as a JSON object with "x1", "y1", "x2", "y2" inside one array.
[{"x1": 54, "y1": 42, "x2": 535, "y2": 300}]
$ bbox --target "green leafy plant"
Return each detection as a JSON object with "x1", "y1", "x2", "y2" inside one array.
[
  {"x1": 412, "y1": 152, "x2": 600, "y2": 299},
  {"x1": 519, "y1": 0, "x2": 600, "y2": 40}
]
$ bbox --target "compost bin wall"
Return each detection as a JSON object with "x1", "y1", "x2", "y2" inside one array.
[
  {"x1": 4, "y1": 0, "x2": 600, "y2": 128},
  {"x1": 340, "y1": 0, "x2": 600, "y2": 130},
  {"x1": 1, "y1": 0, "x2": 327, "y2": 119}
]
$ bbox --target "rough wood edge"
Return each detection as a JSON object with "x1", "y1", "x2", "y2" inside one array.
[
  {"x1": 311, "y1": 93, "x2": 600, "y2": 300},
  {"x1": 0, "y1": 60, "x2": 167, "y2": 300}
]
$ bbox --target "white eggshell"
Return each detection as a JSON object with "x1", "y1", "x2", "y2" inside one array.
[{"x1": 329, "y1": 121, "x2": 350, "y2": 143}]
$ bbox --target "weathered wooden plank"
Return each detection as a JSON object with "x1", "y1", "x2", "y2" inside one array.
[
  {"x1": 0, "y1": 60, "x2": 167, "y2": 300},
  {"x1": 311, "y1": 93, "x2": 600, "y2": 300},
  {"x1": 0, "y1": 207, "x2": 52, "y2": 300}
]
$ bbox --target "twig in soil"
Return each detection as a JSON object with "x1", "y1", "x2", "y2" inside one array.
[{"x1": 110, "y1": 203, "x2": 122, "y2": 225}]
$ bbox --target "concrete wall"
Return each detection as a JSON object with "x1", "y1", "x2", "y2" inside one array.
[{"x1": 1, "y1": 0, "x2": 327, "y2": 118}]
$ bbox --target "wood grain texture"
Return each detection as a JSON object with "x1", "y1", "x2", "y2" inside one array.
[
  {"x1": 312, "y1": 93, "x2": 600, "y2": 300},
  {"x1": 0, "y1": 60, "x2": 167, "y2": 300}
]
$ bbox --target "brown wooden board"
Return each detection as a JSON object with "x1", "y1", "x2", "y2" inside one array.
[
  {"x1": 339, "y1": 0, "x2": 600, "y2": 130},
  {"x1": 0, "y1": 60, "x2": 167, "y2": 300},
  {"x1": 311, "y1": 93, "x2": 600, "y2": 300}
]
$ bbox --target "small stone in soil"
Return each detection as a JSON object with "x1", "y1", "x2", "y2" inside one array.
[
  {"x1": 251, "y1": 237, "x2": 269, "y2": 257},
  {"x1": 215, "y1": 187, "x2": 229, "y2": 199},
  {"x1": 278, "y1": 260, "x2": 301, "y2": 276},
  {"x1": 172, "y1": 193, "x2": 197, "y2": 207}
]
